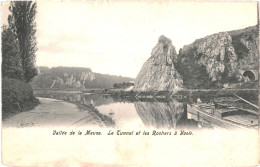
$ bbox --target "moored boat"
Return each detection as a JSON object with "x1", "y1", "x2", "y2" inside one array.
[{"x1": 188, "y1": 101, "x2": 258, "y2": 130}]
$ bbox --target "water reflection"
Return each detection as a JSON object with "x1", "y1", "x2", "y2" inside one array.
[
  {"x1": 34, "y1": 91, "x2": 197, "y2": 129},
  {"x1": 33, "y1": 90, "x2": 258, "y2": 130},
  {"x1": 134, "y1": 100, "x2": 185, "y2": 129},
  {"x1": 35, "y1": 91, "x2": 114, "y2": 107}
]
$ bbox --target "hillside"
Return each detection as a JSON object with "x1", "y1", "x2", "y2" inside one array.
[
  {"x1": 31, "y1": 66, "x2": 134, "y2": 90},
  {"x1": 227, "y1": 26, "x2": 258, "y2": 68},
  {"x1": 175, "y1": 25, "x2": 259, "y2": 89}
]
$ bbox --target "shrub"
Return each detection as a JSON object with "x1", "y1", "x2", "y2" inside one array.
[{"x1": 2, "y1": 78, "x2": 39, "y2": 119}]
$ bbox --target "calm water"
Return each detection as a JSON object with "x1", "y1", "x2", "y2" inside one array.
[{"x1": 34, "y1": 90, "x2": 259, "y2": 130}]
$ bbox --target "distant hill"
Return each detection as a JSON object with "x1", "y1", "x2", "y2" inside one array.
[{"x1": 31, "y1": 66, "x2": 134, "y2": 90}]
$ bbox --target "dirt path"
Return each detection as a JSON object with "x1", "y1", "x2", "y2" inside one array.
[{"x1": 2, "y1": 97, "x2": 105, "y2": 128}]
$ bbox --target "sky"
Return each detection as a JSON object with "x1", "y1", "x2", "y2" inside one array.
[{"x1": 1, "y1": 1, "x2": 258, "y2": 78}]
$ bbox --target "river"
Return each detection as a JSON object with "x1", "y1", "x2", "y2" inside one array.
[{"x1": 33, "y1": 89, "x2": 259, "y2": 130}]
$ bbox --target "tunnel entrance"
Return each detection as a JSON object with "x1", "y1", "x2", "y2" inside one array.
[{"x1": 243, "y1": 70, "x2": 255, "y2": 81}]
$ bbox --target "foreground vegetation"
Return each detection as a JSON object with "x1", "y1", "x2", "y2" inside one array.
[
  {"x1": 2, "y1": 78, "x2": 39, "y2": 119},
  {"x1": 2, "y1": 2, "x2": 39, "y2": 119}
]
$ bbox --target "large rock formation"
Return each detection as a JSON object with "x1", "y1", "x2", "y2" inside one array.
[
  {"x1": 178, "y1": 32, "x2": 237, "y2": 83},
  {"x1": 228, "y1": 26, "x2": 259, "y2": 68},
  {"x1": 134, "y1": 35, "x2": 183, "y2": 91},
  {"x1": 176, "y1": 25, "x2": 259, "y2": 88}
]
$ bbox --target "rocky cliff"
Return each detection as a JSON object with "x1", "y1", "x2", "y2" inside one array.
[
  {"x1": 32, "y1": 67, "x2": 134, "y2": 90},
  {"x1": 134, "y1": 35, "x2": 183, "y2": 91},
  {"x1": 228, "y1": 26, "x2": 259, "y2": 68},
  {"x1": 176, "y1": 25, "x2": 258, "y2": 88},
  {"x1": 49, "y1": 71, "x2": 95, "y2": 90}
]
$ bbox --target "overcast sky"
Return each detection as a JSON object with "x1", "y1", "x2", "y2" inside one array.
[{"x1": 1, "y1": 1, "x2": 258, "y2": 78}]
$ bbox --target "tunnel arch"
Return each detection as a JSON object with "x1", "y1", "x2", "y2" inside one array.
[{"x1": 243, "y1": 70, "x2": 255, "y2": 81}]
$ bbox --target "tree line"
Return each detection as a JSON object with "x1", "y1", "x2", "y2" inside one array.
[{"x1": 113, "y1": 82, "x2": 134, "y2": 89}]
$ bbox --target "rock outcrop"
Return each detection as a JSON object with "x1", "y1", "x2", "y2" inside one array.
[
  {"x1": 228, "y1": 26, "x2": 259, "y2": 68},
  {"x1": 179, "y1": 32, "x2": 238, "y2": 80},
  {"x1": 134, "y1": 35, "x2": 183, "y2": 91},
  {"x1": 49, "y1": 71, "x2": 95, "y2": 89},
  {"x1": 32, "y1": 67, "x2": 134, "y2": 90},
  {"x1": 176, "y1": 25, "x2": 258, "y2": 88}
]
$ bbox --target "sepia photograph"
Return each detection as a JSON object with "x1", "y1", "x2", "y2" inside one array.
[{"x1": 1, "y1": 0, "x2": 259, "y2": 166}]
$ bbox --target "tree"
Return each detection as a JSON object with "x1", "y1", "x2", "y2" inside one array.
[
  {"x1": 113, "y1": 83, "x2": 118, "y2": 88},
  {"x1": 8, "y1": 1, "x2": 38, "y2": 82},
  {"x1": 2, "y1": 25, "x2": 23, "y2": 80}
]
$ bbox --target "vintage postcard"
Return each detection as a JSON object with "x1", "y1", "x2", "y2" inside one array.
[{"x1": 1, "y1": 0, "x2": 259, "y2": 166}]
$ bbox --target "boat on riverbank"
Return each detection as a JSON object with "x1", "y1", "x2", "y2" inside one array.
[{"x1": 187, "y1": 95, "x2": 259, "y2": 130}]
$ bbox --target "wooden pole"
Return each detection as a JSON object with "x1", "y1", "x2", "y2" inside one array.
[
  {"x1": 237, "y1": 107, "x2": 259, "y2": 115},
  {"x1": 233, "y1": 93, "x2": 259, "y2": 109}
]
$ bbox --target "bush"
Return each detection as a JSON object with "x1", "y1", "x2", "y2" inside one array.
[{"x1": 2, "y1": 78, "x2": 39, "y2": 119}]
